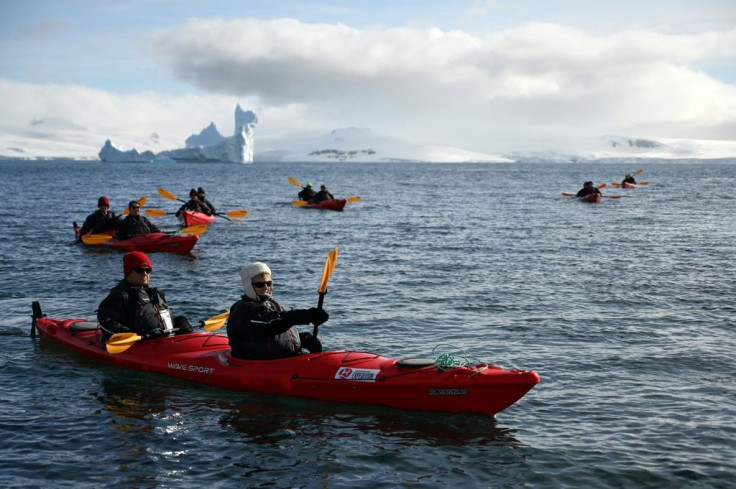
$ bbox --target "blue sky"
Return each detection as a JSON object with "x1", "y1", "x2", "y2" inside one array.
[{"x1": 1, "y1": 0, "x2": 735, "y2": 157}]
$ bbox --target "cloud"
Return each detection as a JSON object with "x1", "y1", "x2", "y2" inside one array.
[{"x1": 144, "y1": 19, "x2": 736, "y2": 147}]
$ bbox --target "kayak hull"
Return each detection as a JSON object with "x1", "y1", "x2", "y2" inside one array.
[
  {"x1": 179, "y1": 210, "x2": 216, "y2": 227},
  {"x1": 579, "y1": 193, "x2": 603, "y2": 203},
  {"x1": 32, "y1": 314, "x2": 540, "y2": 416},
  {"x1": 303, "y1": 199, "x2": 347, "y2": 211},
  {"x1": 622, "y1": 182, "x2": 637, "y2": 188},
  {"x1": 77, "y1": 231, "x2": 198, "y2": 254}
]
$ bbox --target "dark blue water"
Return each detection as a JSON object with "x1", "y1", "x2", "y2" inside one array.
[{"x1": 1, "y1": 159, "x2": 735, "y2": 488}]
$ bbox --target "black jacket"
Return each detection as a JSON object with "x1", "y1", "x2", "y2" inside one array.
[
  {"x1": 116, "y1": 215, "x2": 160, "y2": 240},
  {"x1": 298, "y1": 187, "x2": 316, "y2": 202},
  {"x1": 313, "y1": 190, "x2": 334, "y2": 203},
  {"x1": 176, "y1": 199, "x2": 209, "y2": 217},
  {"x1": 227, "y1": 295, "x2": 319, "y2": 360},
  {"x1": 97, "y1": 279, "x2": 172, "y2": 340},
  {"x1": 79, "y1": 209, "x2": 119, "y2": 236}
]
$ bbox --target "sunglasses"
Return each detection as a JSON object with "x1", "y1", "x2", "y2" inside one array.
[
  {"x1": 134, "y1": 267, "x2": 152, "y2": 274},
  {"x1": 251, "y1": 281, "x2": 273, "y2": 288},
  {"x1": 131, "y1": 206, "x2": 141, "y2": 209}
]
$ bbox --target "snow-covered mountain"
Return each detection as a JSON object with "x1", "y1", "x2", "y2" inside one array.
[{"x1": 255, "y1": 127, "x2": 512, "y2": 163}]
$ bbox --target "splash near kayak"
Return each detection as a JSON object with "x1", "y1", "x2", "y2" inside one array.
[{"x1": 30, "y1": 302, "x2": 540, "y2": 417}]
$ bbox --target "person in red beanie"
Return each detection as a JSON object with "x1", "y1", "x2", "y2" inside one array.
[
  {"x1": 97, "y1": 251, "x2": 193, "y2": 342},
  {"x1": 116, "y1": 200, "x2": 161, "y2": 240},
  {"x1": 77, "y1": 196, "x2": 120, "y2": 240}
]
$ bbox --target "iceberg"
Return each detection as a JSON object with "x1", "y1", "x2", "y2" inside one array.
[
  {"x1": 98, "y1": 104, "x2": 258, "y2": 163},
  {"x1": 98, "y1": 139, "x2": 156, "y2": 163}
]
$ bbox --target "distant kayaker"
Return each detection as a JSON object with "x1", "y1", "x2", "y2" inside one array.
[
  {"x1": 197, "y1": 187, "x2": 216, "y2": 215},
  {"x1": 77, "y1": 196, "x2": 120, "y2": 240},
  {"x1": 312, "y1": 184, "x2": 335, "y2": 203},
  {"x1": 576, "y1": 181, "x2": 602, "y2": 199},
  {"x1": 175, "y1": 188, "x2": 210, "y2": 218},
  {"x1": 226, "y1": 262, "x2": 328, "y2": 360},
  {"x1": 621, "y1": 174, "x2": 637, "y2": 186},
  {"x1": 116, "y1": 200, "x2": 161, "y2": 240},
  {"x1": 298, "y1": 182, "x2": 316, "y2": 202},
  {"x1": 97, "y1": 251, "x2": 193, "y2": 342}
]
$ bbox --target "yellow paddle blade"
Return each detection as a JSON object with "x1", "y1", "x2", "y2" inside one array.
[
  {"x1": 225, "y1": 209, "x2": 248, "y2": 218},
  {"x1": 640, "y1": 181, "x2": 649, "y2": 186},
  {"x1": 562, "y1": 192, "x2": 575, "y2": 197},
  {"x1": 319, "y1": 247, "x2": 339, "y2": 294},
  {"x1": 145, "y1": 209, "x2": 168, "y2": 217},
  {"x1": 293, "y1": 200, "x2": 308, "y2": 206},
  {"x1": 611, "y1": 182, "x2": 621, "y2": 187},
  {"x1": 106, "y1": 333, "x2": 142, "y2": 354},
  {"x1": 608, "y1": 195, "x2": 621, "y2": 199},
  {"x1": 635, "y1": 168, "x2": 643, "y2": 174},
  {"x1": 179, "y1": 224, "x2": 208, "y2": 236},
  {"x1": 81, "y1": 234, "x2": 114, "y2": 244},
  {"x1": 200, "y1": 311, "x2": 230, "y2": 331},
  {"x1": 346, "y1": 196, "x2": 361, "y2": 203},
  {"x1": 597, "y1": 183, "x2": 607, "y2": 189},
  {"x1": 288, "y1": 177, "x2": 302, "y2": 187},
  {"x1": 158, "y1": 187, "x2": 178, "y2": 201}
]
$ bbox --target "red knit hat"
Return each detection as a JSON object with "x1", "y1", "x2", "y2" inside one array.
[
  {"x1": 123, "y1": 251, "x2": 153, "y2": 277},
  {"x1": 98, "y1": 196, "x2": 110, "y2": 207}
]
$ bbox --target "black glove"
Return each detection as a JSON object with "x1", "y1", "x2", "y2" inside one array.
[
  {"x1": 174, "y1": 315, "x2": 193, "y2": 334},
  {"x1": 308, "y1": 308, "x2": 329, "y2": 327},
  {"x1": 299, "y1": 332, "x2": 323, "y2": 353},
  {"x1": 283, "y1": 309, "x2": 313, "y2": 326}
]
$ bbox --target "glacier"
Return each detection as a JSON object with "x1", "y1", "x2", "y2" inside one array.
[{"x1": 98, "y1": 104, "x2": 258, "y2": 163}]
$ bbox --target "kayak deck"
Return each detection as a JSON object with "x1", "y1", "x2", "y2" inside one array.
[
  {"x1": 303, "y1": 199, "x2": 347, "y2": 211},
  {"x1": 31, "y1": 309, "x2": 540, "y2": 417},
  {"x1": 179, "y1": 210, "x2": 216, "y2": 227}
]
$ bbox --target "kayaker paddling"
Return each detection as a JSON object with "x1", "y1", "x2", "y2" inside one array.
[
  {"x1": 175, "y1": 188, "x2": 211, "y2": 218},
  {"x1": 226, "y1": 262, "x2": 328, "y2": 360},
  {"x1": 196, "y1": 187, "x2": 216, "y2": 215},
  {"x1": 575, "y1": 181, "x2": 602, "y2": 199},
  {"x1": 97, "y1": 251, "x2": 193, "y2": 342},
  {"x1": 297, "y1": 182, "x2": 316, "y2": 203},
  {"x1": 77, "y1": 196, "x2": 120, "y2": 241},
  {"x1": 116, "y1": 200, "x2": 161, "y2": 240},
  {"x1": 313, "y1": 184, "x2": 335, "y2": 203}
]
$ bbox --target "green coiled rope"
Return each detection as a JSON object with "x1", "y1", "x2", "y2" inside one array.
[{"x1": 432, "y1": 343, "x2": 490, "y2": 375}]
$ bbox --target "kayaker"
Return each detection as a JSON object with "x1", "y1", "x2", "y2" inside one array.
[
  {"x1": 297, "y1": 182, "x2": 316, "y2": 202},
  {"x1": 197, "y1": 187, "x2": 217, "y2": 215},
  {"x1": 226, "y1": 262, "x2": 328, "y2": 360},
  {"x1": 77, "y1": 196, "x2": 120, "y2": 240},
  {"x1": 621, "y1": 173, "x2": 637, "y2": 186},
  {"x1": 97, "y1": 251, "x2": 193, "y2": 342},
  {"x1": 116, "y1": 200, "x2": 161, "y2": 240},
  {"x1": 312, "y1": 184, "x2": 335, "y2": 203},
  {"x1": 175, "y1": 188, "x2": 210, "y2": 217},
  {"x1": 575, "y1": 181, "x2": 602, "y2": 198}
]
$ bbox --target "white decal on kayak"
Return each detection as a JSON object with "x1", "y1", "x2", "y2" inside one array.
[
  {"x1": 428, "y1": 388, "x2": 468, "y2": 396},
  {"x1": 168, "y1": 362, "x2": 215, "y2": 374},
  {"x1": 335, "y1": 367, "x2": 379, "y2": 381}
]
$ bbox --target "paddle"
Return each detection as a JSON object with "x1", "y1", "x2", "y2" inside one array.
[
  {"x1": 293, "y1": 196, "x2": 361, "y2": 206},
  {"x1": 314, "y1": 247, "x2": 339, "y2": 339},
  {"x1": 105, "y1": 310, "x2": 231, "y2": 354},
  {"x1": 157, "y1": 187, "x2": 186, "y2": 203},
  {"x1": 288, "y1": 177, "x2": 303, "y2": 187},
  {"x1": 80, "y1": 224, "x2": 207, "y2": 245},
  {"x1": 145, "y1": 208, "x2": 248, "y2": 220}
]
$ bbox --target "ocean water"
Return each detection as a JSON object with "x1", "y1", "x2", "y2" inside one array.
[{"x1": 1, "y1": 159, "x2": 735, "y2": 488}]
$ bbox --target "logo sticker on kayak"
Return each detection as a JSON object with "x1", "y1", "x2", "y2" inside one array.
[
  {"x1": 428, "y1": 388, "x2": 468, "y2": 396},
  {"x1": 336, "y1": 367, "x2": 380, "y2": 381}
]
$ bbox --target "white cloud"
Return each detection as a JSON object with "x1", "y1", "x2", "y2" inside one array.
[{"x1": 1, "y1": 17, "x2": 735, "y2": 157}]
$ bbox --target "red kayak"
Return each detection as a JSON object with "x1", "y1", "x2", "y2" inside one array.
[
  {"x1": 74, "y1": 225, "x2": 198, "y2": 255},
  {"x1": 579, "y1": 193, "x2": 603, "y2": 203},
  {"x1": 622, "y1": 182, "x2": 637, "y2": 188},
  {"x1": 178, "y1": 210, "x2": 216, "y2": 227},
  {"x1": 304, "y1": 199, "x2": 347, "y2": 211},
  {"x1": 30, "y1": 303, "x2": 540, "y2": 417}
]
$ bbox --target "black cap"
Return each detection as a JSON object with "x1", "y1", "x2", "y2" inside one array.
[{"x1": 190, "y1": 188, "x2": 197, "y2": 196}]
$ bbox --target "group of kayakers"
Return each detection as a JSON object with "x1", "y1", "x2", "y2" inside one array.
[
  {"x1": 96, "y1": 251, "x2": 328, "y2": 360},
  {"x1": 297, "y1": 183, "x2": 335, "y2": 203},
  {"x1": 175, "y1": 187, "x2": 216, "y2": 218},
  {"x1": 77, "y1": 187, "x2": 217, "y2": 242},
  {"x1": 575, "y1": 173, "x2": 637, "y2": 198},
  {"x1": 77, "y1": 197, "x2": 161, "y2": 242}
]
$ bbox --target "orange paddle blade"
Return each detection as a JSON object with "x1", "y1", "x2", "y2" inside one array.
[{"x1": 319, "y1": 247, "x2": 339, "y2": 294}]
